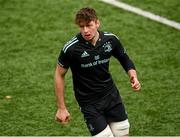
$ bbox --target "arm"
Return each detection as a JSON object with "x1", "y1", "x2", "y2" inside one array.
[
  {"x1": 128, "y1": 69, "x2": 141, "y2": 91},
  {"x1": 112, "y1": 36, "x2": 141, "y2": 91},
  {"x1": 54, "y1": 65, "x2": 70, "y2": 124}
]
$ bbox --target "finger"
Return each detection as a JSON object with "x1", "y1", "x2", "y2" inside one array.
[
  {"x1": 131, "y1": 78, "x2": 138, "y2": 85},
  {"x1": 56, "y1": 118, "x2": 67, "y2": 125},
  {"x1": 55, "y1": 115, "x2": 70, "y2": 124},
  {"x1": 131, "y1": 83, "x2": 136, "y2": 88},
  {"x1": 132, "y1": 82, "x2": 141, "y2": 89},
  {"x1": 132, "y1": 82, "x2": 138, "y2": 88},
  {"x1": 55, "y1": 116, "x2": 63, "y2": 123},
  {"x1": 134, "y1": 85, "x2": 141, "y2": 91},
  {"x1": 60, "y1": 117, "x2": 70, "y2": 125},
  {"x1": 65, "y1": 116, "x2": 70, "y2": 122},
  {"x1": 133, "y1": 80, "x2": 140, "y2": 86}
]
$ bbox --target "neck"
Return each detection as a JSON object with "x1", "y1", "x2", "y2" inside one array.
[{"x1": 91, "y1": 32, "x2": 99, "y2": 46}]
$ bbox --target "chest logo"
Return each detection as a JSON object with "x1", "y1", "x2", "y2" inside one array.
[
  {"x1": 103, "y1": 42, "x2": 112, "y2": 52},
  {"x1": 81, "y1": 51, "x2": 90, "y2": 58},
  {"x1": 94, "y1": 55, "x2": 100, "y2": 60}
]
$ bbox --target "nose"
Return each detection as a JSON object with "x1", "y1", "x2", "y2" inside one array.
[{"x1": 83, "y1": 26, "x2": 88, "y2": 33}]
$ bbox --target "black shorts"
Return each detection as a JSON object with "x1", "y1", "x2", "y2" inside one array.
[{"x1": 80, "y1": 90, "x2": 128, "y2": 136}]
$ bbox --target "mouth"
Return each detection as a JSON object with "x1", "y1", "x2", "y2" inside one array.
[
  {"x1": 85, "y1": 34, "x2": 91, "y2": 37},
  {"x1": 84, "y1": 34, "x2": 91, "y2": 40}
]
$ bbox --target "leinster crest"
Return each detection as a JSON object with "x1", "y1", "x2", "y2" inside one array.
[{"x1": 103, "y1": 42, "x2": 112, "y2": 52}]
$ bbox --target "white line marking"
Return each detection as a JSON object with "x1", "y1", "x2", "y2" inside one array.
[{"x1": 99, "y1": 0, "x2": 180, "y2": 30}]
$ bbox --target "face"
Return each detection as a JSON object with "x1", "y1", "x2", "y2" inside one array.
[{"x1": 78, "y1": 20, "x2": 100, "y2": 41}]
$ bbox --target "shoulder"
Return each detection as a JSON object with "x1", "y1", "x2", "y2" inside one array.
[
  {"x1": 62, "y1": 36, "x2": 79, "y2": 53},
  {"x1": 103, "y1": 32, "x2": 119, "y2": 40}
]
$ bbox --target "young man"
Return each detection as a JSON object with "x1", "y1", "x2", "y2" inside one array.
[{"x1": 54, "y1": 7, "x2": 141, "y2": 137}]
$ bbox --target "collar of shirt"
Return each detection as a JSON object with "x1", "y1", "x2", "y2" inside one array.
[{"x1": 76, "y1": 30, "x2": 104, "y2": 49}]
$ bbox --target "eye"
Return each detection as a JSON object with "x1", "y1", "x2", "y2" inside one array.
[{"x1": 79, "y1": 25, "x2": 84, "y2": 28}]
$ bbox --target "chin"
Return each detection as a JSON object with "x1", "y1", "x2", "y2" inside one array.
[{"x1": 84, "y1": 37, "x2": 92, "y2": 41}]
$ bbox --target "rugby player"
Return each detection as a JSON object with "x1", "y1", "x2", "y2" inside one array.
[{"x1": 54, "y1": 7, "x2": 141, "y2": 137}]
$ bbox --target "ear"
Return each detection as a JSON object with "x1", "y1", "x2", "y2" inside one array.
[{"x1": 96, "y1": 19, "x2": 100, "y2": 28}]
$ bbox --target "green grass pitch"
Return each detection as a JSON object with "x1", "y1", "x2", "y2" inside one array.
[{"x1": 0, "y1": 0, "x2": 180, "y2": 136}]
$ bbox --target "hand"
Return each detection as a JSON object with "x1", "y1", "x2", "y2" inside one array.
[
  {"x1": 130, "y1": 76, "x2": 141, "y2": 92},
  {"x1": 55, "y1": 108, "x2": 70, "y2": 125}
]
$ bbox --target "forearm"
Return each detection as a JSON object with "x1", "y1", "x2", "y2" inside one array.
[
  {"x1": 54, "y1": 66, "x2": 70, "y2": 124},
  {"x1": 54, "y1": 66, "x2": 67, "y2": 109},
  {"x1": 117, "y1": 53, "x2": 136, "y2": 72},
  {"x1": 55, "y1": 76, "x2": 66, "y2": 109}
]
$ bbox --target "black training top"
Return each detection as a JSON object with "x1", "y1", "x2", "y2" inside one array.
[{"x1": 57, "y1": 31, "x2": 135, "y2": 106}]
